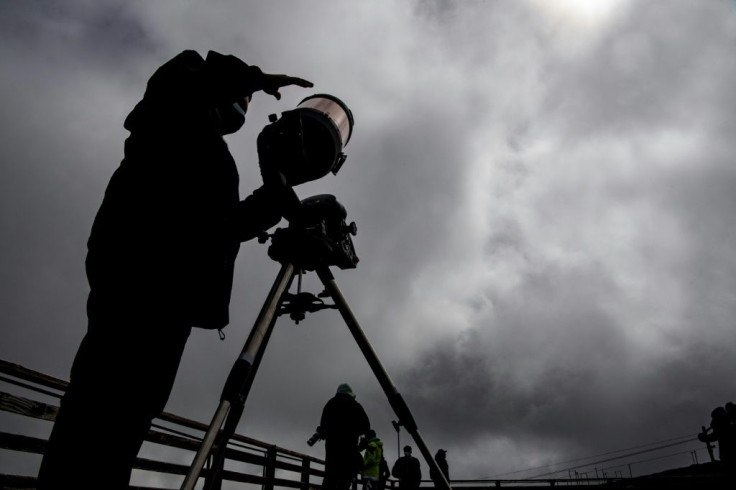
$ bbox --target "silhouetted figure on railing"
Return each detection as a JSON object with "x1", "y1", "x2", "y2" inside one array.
[
  {"x1": 320, "y1": 383, "x2": 371, "y2": 490},
  {"x1": 698, "y1": 404, "x2": 736, "y2": 474},
  {"x1": 392, "y1": 445, "x2": 422, "y2": 490},
  {"x1": 430, "y1": 449, "x2": 449, "y2": 489},
  {"x1": 36, "y1": 50, "x2": 312, "y2": 490},
  {"x1": 361, "y1": 429, "x2": 386, "y2": 490}
]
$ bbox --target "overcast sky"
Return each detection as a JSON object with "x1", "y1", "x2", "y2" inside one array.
[{"x1": 2, "y1": 0, "x2": 736, "y2": 486}]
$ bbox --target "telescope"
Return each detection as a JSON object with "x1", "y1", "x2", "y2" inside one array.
[
  {"x1": 256, "y1": 93, "x2": 359, "y2": 270},
  {"x1": 258, "y1": 93, "x2": 354, "y2": 187},
  {"x1": 182, "y1": 93, "x2": 453, "y2": 490}
]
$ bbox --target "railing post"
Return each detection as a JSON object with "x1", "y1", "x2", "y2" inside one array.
[
  {"x1": 301, "y1": 458, "x2": 311, "y2": 490},
  {"x1": 264, "y1": 446, "x2": 277, "y2": 490}
]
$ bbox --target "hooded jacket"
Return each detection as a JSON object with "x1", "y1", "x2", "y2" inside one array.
[
  {"x1": 320, "y1": 392, "x2": 370, "y2": 446},
  {"x1": 86, "y1": 50, "x2": 280, "y2": 329},
  {"x1": 362, "y1": 437, "x2": 385, "y2": 478},
  {"x1": 430, "y1": 451, "x2": 449, "y2": 486}
]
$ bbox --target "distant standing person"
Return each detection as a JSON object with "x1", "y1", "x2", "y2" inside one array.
[
  {"x1": 430, "y1": 449, "x2": 449, "y2": 489},
  {"x1": 320, "y1": 383, "x2": 371, "y2": 490},
  {"x1": 698, "y1": 405, "x2": 735, "y2": 472},
  {"x1": 361, "y1": 429, "x2": 385, "y2": 490},
  {"x1": 392, "y1": 445, "x2": 422, "y2": 490}
]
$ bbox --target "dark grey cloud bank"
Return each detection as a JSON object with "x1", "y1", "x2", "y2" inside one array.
[{"x1": 1, "y1": 0, "x2": 735, "y2": 485}]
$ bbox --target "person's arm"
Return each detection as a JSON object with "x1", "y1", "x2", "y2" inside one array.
[
  {"x1": 228, "y1": 185, "x2": 294, "y2": 242},
  {"x1": 364, "y1": 445, "x2": 380, "y2": 469},
  {"x1": 125, "y1": 50, "x2": 312, "y2": 133},
  {"x1": 698, "y1": 430, "x2": 718, "y2": 443},
  {"x1": 320, "y1": 402, "x2": 334, "y2": 440},
  {"x1": 204, "y1": 50, "x2": 313, "y2": 103}
]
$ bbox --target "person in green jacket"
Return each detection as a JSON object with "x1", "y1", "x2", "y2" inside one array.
[{"x1": 361, "y1": 430, "x2": 385, "y2": 490}]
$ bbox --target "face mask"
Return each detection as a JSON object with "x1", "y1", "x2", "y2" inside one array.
[
  {"x1": 233, "y1": 101, "x2": 247, "y2": 118},
  {"x1": 214, "y1": 103, "x2": 245, "y2": 135}
]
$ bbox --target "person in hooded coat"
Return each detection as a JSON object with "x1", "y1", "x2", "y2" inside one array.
[
  {"x1": 361, "y1": 429, "x2": 385, "y2": 490},
  {"x1": 320, "y1": 383, "x2": 371, "y2": 490},
  {"x1": 430, "y1": 449, "x2": 449, "y2": 489},
  {"x1": 37, "y1": 50, "x2": 312, "y2": 489}
]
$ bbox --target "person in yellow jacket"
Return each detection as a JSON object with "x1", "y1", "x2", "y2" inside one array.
[{"x1": 361, "y1": 430, "x2": 385, "y2": 490}]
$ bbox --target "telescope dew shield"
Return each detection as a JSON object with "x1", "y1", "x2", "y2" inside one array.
[
  {"x1": 297, "y1": 94, "x2": 353, "y2": 148},
  {"x1": 260, "y1": 94, "x2": 354, "y2": 186}
]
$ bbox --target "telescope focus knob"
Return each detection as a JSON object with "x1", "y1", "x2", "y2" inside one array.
[{"x1": 343, "y1": 222, "x2": 357, "y2": 236}]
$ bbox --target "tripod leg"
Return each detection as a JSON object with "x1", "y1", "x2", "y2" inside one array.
[
  {"x1": 203, "y1": 309, "x2": 280, "y2": 490},
  {"x1": 316, "y1": 267, "x2": 453, "y2": 490},
  {"x1": 181, "y1": 262, "x2": 296, "y2": 490}
]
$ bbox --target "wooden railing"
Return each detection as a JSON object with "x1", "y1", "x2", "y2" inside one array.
[
  {"x1": 0, "y1": 359, "x2": 326, "y2": 489},
  {"x1": 6, "y1": 359, "x2": 709, "y2": 489},
  {"x1": 1, "y1": 360, "x2": 621, "y2": 490}
]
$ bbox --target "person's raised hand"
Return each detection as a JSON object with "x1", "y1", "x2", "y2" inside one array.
[{"x1": 261, "y1": 73, "x2": 313, "y2": 100}]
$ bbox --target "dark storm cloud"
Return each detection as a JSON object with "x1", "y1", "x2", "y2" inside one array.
[
  {"x1": 0, "y1": 1, "x2": 158, "y2": 65},
  {"x1": 0, "y1": 1, "x2": 158, "y2": 373},
  {"x1": 383, "y1": 0, "x2": 736, "y2": 477},
  {"x1": 399, "y1": 258, "x2": 623, "y2": 437},
  {"x1": 399, "y1": 254, "x2": 736, "y2": 475},
  {"x1": 341, "y1": 103, "x2": 473, "y2": 317}
]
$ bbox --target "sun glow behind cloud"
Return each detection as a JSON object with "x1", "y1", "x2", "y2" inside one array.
[{"x1": 529, "y1": 0, "x2": 628, "y2": 30}]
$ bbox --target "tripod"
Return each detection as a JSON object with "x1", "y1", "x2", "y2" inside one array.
[{"x1": 180, "y1": 198, "x2": 452, "y2": 490}]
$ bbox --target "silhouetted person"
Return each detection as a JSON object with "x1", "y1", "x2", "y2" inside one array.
[
  {"x1": 699, "y1": 405, "x2": 736, "y2": 473},
  {"x1": 392, "y1": 445, "x2": 422, "y2": 490},
  {"x1": 726, "y1": 401, "x2": 736, "y2": 424},
  {"x1": 320, "y1": 383, "x2": 371, "y2": 490},
  {"x1": 37, "y1": 50, "x2": 312, "y2": 489},
  {"x1": 430, "y1": 449, "x2": 449, "y2": 489},
  {"x1": 361, "y1": 429, "x2": 386, "y2": 490}
]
